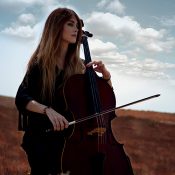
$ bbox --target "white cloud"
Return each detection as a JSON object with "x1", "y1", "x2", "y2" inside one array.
[
  {"x1": 139, "y1": 28, "x2": 164, "y2": 39},
  {"x1": 1, "y1": 25, "x2": 34, "y2": 39},
  {"x1": 18, "y1": 13, "x2": 36, "y2": 25},
  {"x1": 86, "y1": 38, "x2": 128, "y2": 65},
  {"x1": 0, "y1": 0, "x2": 66, "y2": 39},
  {"x1": 97, "y1": 0, "x2": 125, "y2": 15},
  {"x1": 0, "y1": 0, "x2": 56, "y2": 6},
  {"x1": 86, "y1": 12, "x2": 175, "y2": 53},
  {"x1": 86, "y1": 37, "x2": 175, "y2": 80},
  {"x1": 160, "y1": 16, "x2": 175, "y2": 27},
  {"x1": 122, "y1": 48, "x2": 141, "y2": 57},
  {"x1": 119, "y1": 58, "x2": 175, "y2": 79},
  {"x1": 0, "y1": 0, "x2": 61, "y2": 22},
  {"x1": 0, "y1": 0, "x2": 41, "y2": 14},
  {"x1": 1, "y1": 12, "x2": 37, "y2": 39},
  {"x1": 89, "y1": 38, "x2": 117, "y2": 55}
]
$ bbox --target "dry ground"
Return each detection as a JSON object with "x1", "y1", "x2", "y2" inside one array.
[{"x1": 0, "y1": 96, "x2": 175, "y2": 175}]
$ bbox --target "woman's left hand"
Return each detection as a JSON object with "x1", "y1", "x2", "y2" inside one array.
[{"x1": 86, "y1": 60, "x2": 111, "y2": 80}]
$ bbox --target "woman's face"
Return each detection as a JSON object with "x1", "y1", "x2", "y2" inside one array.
[{"x1": 62, "y1": 16, "x2": 79, "y2": 45}]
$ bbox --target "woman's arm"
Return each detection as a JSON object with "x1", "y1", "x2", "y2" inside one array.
[
  {"x1": 26, "y1": 100, "x2": 69, "y2": 131},
  {"x1": 15, "y1": 64, "x2": 68, "y2": 131},
  {"x1": 26, "y1": 100, "x2": 47, "y2": 114}
]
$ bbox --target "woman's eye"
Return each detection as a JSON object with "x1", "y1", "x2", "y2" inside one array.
[
  {"x1": 67, "y1": 23, "x2": 74, "y2": 26},
  {"x1": 67, "y1": 22, "x2": 79, "y2": 30}
]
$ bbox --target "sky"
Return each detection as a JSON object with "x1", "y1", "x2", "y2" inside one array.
[{"x1": 0, "y1": 0, "x2": 175, "y2": 113}]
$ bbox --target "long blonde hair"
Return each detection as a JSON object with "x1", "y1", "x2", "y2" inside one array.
[{"x1": 27, "y1": 8, "x2": 83, "y2": 103}]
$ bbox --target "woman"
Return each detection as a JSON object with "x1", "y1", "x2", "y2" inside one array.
[{"x1": 15, "y1": 7, "x2": 112, "y2": 175}]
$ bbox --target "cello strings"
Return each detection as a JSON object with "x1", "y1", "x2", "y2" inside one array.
[{"x1": 83, "y1": 38, "x2": 105, "y2": 146}]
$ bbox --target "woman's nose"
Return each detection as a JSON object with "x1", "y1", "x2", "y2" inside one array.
[
  {"x1": 74, "y1": 25, "x2": 78, "y2": 32},
  {"x1": 74, "y1": 28, "x2": 78, "y2": 33}
]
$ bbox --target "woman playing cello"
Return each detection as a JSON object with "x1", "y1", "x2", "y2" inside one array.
[{"x1": 15, "y1": 7, "x2": 134, "y2": 175}]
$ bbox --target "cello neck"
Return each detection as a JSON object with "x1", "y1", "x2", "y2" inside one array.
[{"x1": 82, "y1": 32, "x2": 101, "y2": 114}]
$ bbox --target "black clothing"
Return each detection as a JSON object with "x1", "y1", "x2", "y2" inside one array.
[
  {"x1": 16, "y1": 63, "x2": 134, "y2": 175},
  {"x1": 21, "y1": 131, "x2": 65, "y2": 175},
  {"x1": 15, "y1": 63, "x2": 66, "y2": 174},
  {"x1": 15, "y1": 63, "x2": 65, "y2": 132}
]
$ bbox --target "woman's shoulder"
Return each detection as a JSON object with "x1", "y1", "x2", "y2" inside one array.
[{"x1": 27, "y1": 59, "x2": 41, "y2": 75}]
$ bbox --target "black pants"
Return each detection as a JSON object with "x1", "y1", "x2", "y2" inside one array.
[
  {"x1": 21, "y1": 132, "x2": 64, "y2": 175},
  {"x1": 21, "y1": 132, "x2": 134, "y2": 175}
]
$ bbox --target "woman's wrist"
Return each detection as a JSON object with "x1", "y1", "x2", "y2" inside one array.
[
  {"x1": 103, "y1": 75, "x2": 111, "y2": 81},
  {"x1": 102, "y1": 73, "x2": 111, "y2": 81},
  {"x1": 43, "y1": 106, "x2": 49, "y2": 115},
  {"x1": 102, "y1": 68, "x2": 111, "y2": 80}
]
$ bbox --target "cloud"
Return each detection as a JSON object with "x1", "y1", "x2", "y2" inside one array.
[
  {"x1": 0, "y1": 0, "x2": 44, "y2": 14},
  {"x1": 0, "y1": 0, "x2": 55, "y2": 7},
  {"x1": 0, "y1": 0, "x2": 61, "y2": 39},
  {"x1": 87, "y1": 38, "x2": 128, "y2": 65},
  {"x1": 0, "y1": 0, "x2": 61, "y2": 26},
  {"x1": 1, "y1": 12, "x2": 37, "y2": 39},
  {"x1": 97, "y1": 0, "x2": 125, "y2": 15},
  {"x1": 158, "y1": 16, "x2": 175, "y2": 27},
  {"x1": 86, "y1": 37, "x2": 175, "y2": 80},
  {"x1": 17, "y1": 13, "x2": 36, "y2": 25},
  {"x1": 1, "y1": 25, "x2": 35, "y2": 39},
  {"x1": 1, "y1": 0, "x2": 174, "y2": 82},
  {"x1": 0, "y1": 0, "x2": 69, "y2": 39},
  {"x1": 86, "y1": 12, "x2": 175, "y2": 53},
  {"x1": 113, "y1": 57, "x2": 175, "y2": 80},
  {"x1": 89, "y1": 38, "x2": 117, "y2": 55}
]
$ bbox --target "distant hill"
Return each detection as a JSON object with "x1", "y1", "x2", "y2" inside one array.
[
  {"x1": 0, "y1": 95, "x2": 16, "y2": 107},
  {"x1": 0, "y1": 95, "x2": 175, "y2": 175}
]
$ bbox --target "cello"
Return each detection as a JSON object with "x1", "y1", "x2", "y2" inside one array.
[{"x1": 60, "y1": 30, "x2": 134, "y2": 175}]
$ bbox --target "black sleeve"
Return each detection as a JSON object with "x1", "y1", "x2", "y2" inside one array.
[{"x1": 15, "y1": 64, "x2": 41, "y2": 113}]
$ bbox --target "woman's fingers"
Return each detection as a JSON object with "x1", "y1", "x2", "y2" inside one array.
[
  {"x1": 86, "y1": 61, "x2": 109, "y2": 75},
  {"x1": 54, "y1": 115, "x2": 69, "y2": 131},
  {"x1": 46, "y1": 108, "x2": 69, "y2": 131},
  {"x1": 86, "y1": 61, "x2": 104, "y2": 68},
  {"x1": 58, "y1": 116, "x2": 69, "y2": 131}
]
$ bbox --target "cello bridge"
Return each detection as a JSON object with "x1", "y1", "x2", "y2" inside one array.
[{"x1": 87, "y1": 127, "x2": 106, "y2": 136}]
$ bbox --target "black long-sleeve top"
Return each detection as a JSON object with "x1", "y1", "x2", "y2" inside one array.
[{"x1": 15, "y1": 63, "x2": 65, "y2": 132}]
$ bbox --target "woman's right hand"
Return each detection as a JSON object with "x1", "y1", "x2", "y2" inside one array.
[{"x1": 45, "y1": 107, "x2": 69, "y2": 131}]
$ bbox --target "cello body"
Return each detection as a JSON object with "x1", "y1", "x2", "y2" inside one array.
[
  {"x1": 60, "y1": 74, "x2": 134, "y2": 175},
  {"x1": 59, "y1": 31, "x2": 134, "y2": 175}
]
